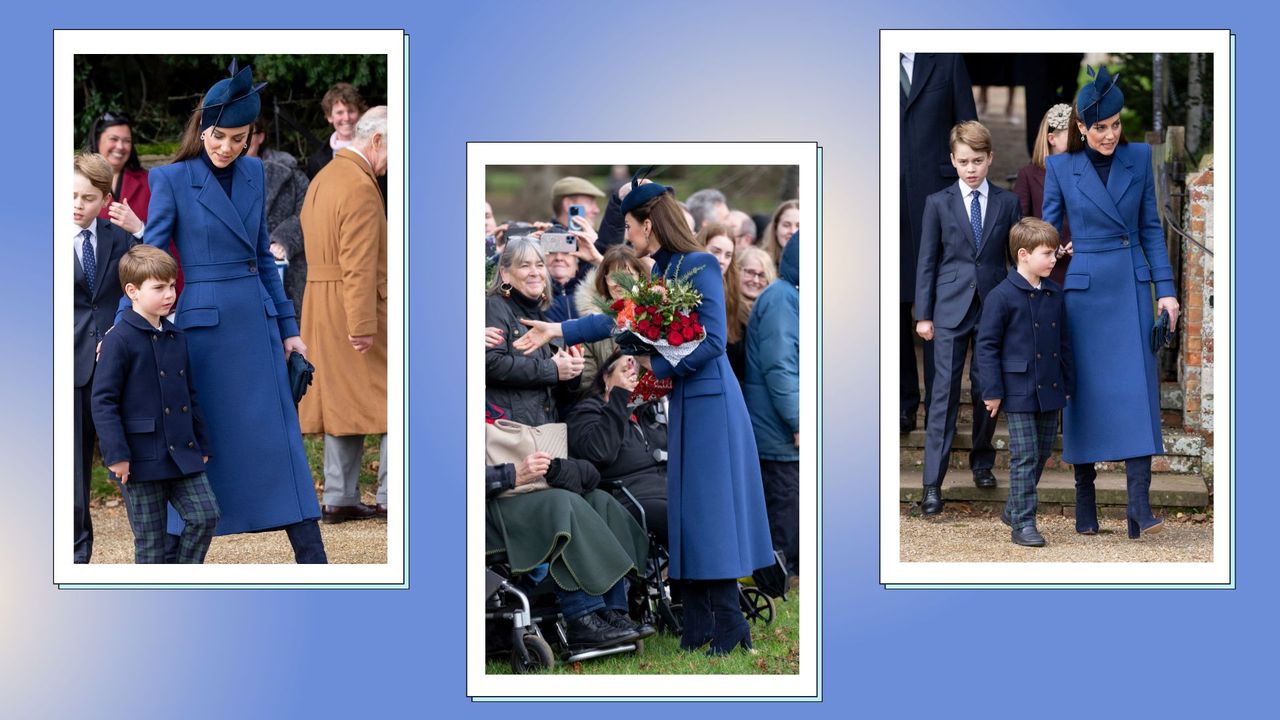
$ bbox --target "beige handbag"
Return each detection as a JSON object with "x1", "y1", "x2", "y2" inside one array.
[{"x1": 485, "y1": 420, "x2": 568, "y2": 496}]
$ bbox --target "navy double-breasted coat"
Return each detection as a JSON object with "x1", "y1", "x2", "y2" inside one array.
[
  {"x1": 561, "y1": 249, "x2": 775, "y2": 580},
  {"x1": 91, "y1": 309, "x2": 210, "y2": 482},
  {"x1": 127, "y1": 155, "x2": 320, "y2": 534},
  {"x1": 975, "y1": 270, "x2": 1075, "y2": 414},
  {"x1": 1042, "y1": 143, "x2": 1174, "y2": 462}
]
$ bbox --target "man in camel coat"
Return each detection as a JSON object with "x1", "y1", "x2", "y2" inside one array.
[{"x1": 299, "y1": 106, "x2": 389, "y2": 523}]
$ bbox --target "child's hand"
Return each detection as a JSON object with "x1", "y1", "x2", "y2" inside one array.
[
  {"x1": 108, "y1": 460, "x2": 130, "y2": 484},
  {"x1": 915, "y1": 320, "x2": 934, "y2": 341},
  {"x1": 983, "y1": 398, "x2": 1001, "y2": 418},
  {"x1": 202, "y1": 456, "x2": 209, "y2": 464}
]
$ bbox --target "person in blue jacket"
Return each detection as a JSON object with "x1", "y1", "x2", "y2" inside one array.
[
  {"x1": 514, "y1": 174, "x2": 774, "y2": 655},
  {"x1": 1041, "y1": 66, "x2": 1180, "y2": 539},
  {"x1": 745, "y1": 231, "x2": 800, "y2": 578},
  {"x1": 117, "y1": 60, "x2": 326, "y2": 562}
]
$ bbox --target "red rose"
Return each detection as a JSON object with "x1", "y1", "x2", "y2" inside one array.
[
  {"x1": 646, "y1": 327, "x2": 661, "y2": 340},
  {"x1": 610, "y1": 299, "x2": 626, "y2": 311},
  {"x1": 691, "y1": 323, "x2": 703, "y2": 335},
  {"x1": 667, "y1": 330, "x2": 683, "y2": 345},
  {"x1": 682, "y1": 326, "x2": 695, "y2": 340},
  {"x1": 690, "y1": 311, "x2": 699, "y2": 322},
  {"x1": 637, "y1": 319, "x2": 649, "y2": 331}
]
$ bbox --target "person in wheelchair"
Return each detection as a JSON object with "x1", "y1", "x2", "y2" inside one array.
[{"x1": 565, "y1": 350, "x2": 668, "y2": 547}]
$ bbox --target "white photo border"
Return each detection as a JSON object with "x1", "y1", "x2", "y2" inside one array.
[
  {"x1": 53, "y1": 29, "x2": 408, "y2": 587},
  {"x1": 467, "y1": 143, "x2": 821, "y2": 698},
  {"x1": 879, "y1": 29, "x2": 1232, "y2": 587}
]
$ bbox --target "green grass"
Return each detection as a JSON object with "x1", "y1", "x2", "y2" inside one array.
[
  {"x1": 91, "y1": 434, "x2": 381, "y2": 501},
  {"x1": 485, "y1": 588, "x2": 800, "y2": 675}
]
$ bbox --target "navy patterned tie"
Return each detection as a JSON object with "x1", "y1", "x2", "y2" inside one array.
[
  {"x1": 80, "y1": 228, "x2": 96, "y2": 296},
  {"x1": 969, "y1": 190, "x2": 983, "y2": 250}
]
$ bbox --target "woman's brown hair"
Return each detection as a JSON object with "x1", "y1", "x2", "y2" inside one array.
[
  {"x1": 696, "y1": 222, "x2": 746, "y2": 343},
  {"x1": 593, "y1": 244, "x2": 649, "y2": 300},
  {"x1": 760, "y1": 199, "x2": 799, "y2": 267},
  {"x1": 171, "y1": 108, "x2": 254, "y2": 164},
  {"x1": 628, "y1": 193, "x2": 703, "y2": 254}
]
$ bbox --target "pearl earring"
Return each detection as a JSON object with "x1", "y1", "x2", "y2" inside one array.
[{"x1": 200, "y1": 131, "x2": 206, "y2": 141}]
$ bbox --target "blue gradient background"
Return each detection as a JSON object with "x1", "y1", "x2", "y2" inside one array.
[{"x1": 6, "y1": 2, "x2": 1271, "y2": 717}]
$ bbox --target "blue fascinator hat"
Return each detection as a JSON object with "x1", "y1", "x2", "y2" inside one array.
[
  {"x1": 620, "y1": 166, "x2": 676, "y2": 215},
  {"x1": 200, "y1": 59, "x2": 268, "y2": 130},
  {"x1": 1075, "y1": 65, "x2": 1124, "y2": 127}
]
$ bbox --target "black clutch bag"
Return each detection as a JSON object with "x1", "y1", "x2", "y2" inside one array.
[
  {"x1": 614, "y1": 329, "x2": 658, "y2": 357},
  {"x1": 288, "y1": 351, "x2": 315, "y2": 405},
  {"x1": 1150, "y1": 309, "x2": 1174, "y2": 354}
]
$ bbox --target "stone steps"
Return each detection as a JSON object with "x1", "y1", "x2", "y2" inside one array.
[
  {"x1": 900, "y1": 424, "x2": 1204, "y2": 474},
  {"x1": 899, "y1": 470, "x2": 1209, "y2": 509},
  {"x1": 913, "y1": 382, "x2": 1184, "y2": 426}
]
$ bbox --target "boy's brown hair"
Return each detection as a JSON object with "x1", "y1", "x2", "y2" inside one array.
[
  {"x1": 74, "y1": 152, "x2": 114, "y2": 198},
  {"x1": 949, "y1": 120, "x2": 993, "y2": 155},
  {"x1": 118, "y1": 244, "x2": 177, "y2": 290},
  {"x1": 1009, "y1": 217, "x2": 1060, "y2": 259}
]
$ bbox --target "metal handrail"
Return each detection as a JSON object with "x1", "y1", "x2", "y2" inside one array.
[{"x1": 1164, "y1": 203, "x2": 1213, "y2": 256}]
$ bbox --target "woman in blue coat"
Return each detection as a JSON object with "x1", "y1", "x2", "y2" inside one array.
[
  {"x1": 1042, "y1": 66, "x2": 1180, "y2": 539},
  {"x1": 516, "y1": 177, "x2": 774, "y2": 655},
  {"x1": 121, "y1": 61, "x2": 326, "y2": 562}
]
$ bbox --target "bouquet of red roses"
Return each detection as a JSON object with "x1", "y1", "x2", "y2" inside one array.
[{"x1": 597, "y1": 258, "x2": 707, "y2": 366}]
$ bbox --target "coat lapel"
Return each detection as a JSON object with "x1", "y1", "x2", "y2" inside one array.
[
  {"x1": 980, "y1": 187, "x2": 1001, "y2": 247},
  {"x1": 1072, "y1": 151, "x2": 1126, "y2": 228},
  {"x1": 335, "y1": 148, "x2": 381, "y2": 201},
  {"x1": 92, "y1": 220, "x2": 116, "y2": 298},
  {"x1": 904, "y1": 54, "x2": 936, "y2": 112},
  {"x1": 233, "y1": 159, "x2": 263, "y2": 236},
  {"x1": 947, "y1": 185, "x2": 976, "y2": 256},
  {"x1": 1106, "y1": 145, "x2": 1135, "y2": 211},
  {"x1": 187, "y1": 158, "x2": 253, "y2": 248},
  {"x1": 73, "y1": 248, "x2": 87, "y2": 292}
]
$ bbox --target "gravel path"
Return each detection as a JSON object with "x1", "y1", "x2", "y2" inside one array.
[
  {"x1": 900, "y1": 507, "x2": 1212, "y2": 563},
  {"x1": 90, "y1": 502, "x2": 388, "y2": 564}
]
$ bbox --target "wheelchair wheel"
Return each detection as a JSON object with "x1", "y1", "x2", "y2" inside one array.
[
  {"x1": 511, "y1": 633, "x2": 555, "y2": 674},
  {"x1": 657, "y1": 597, "x2": 682, "y2": 635},
  {"x1": 740, "y1": 587, "x2": 774, "y2": 625}
]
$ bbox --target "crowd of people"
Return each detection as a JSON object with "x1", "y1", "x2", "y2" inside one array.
[
  {"x1": 901, "y1": 54, "x2": 1180, "y2": 547},
  {"x1": 73, "y1": 60, "x2": 390, "y2": 564},
  {"x1": 484, "y1": 170, "x2": 800, "y2": 656}
]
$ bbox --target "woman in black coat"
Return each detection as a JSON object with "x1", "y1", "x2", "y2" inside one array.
[{"x1": 566, "y1": 350, "x2": 668, "y2": 546}]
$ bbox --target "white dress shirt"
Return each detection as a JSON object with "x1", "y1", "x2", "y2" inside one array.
[
  {"x1": 901, "y1": 52, "x2": 915, "y2": 84},
  {"x1": 957, "y1": 178, "x2": 990, "y2": 229},
  {"x1": 72, "y1": 221, "x2": 97, "y2": 268}
]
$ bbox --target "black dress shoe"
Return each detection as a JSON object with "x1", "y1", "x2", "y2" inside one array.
[
  {"x1": 921, "y1": 486, "x2": 944, "y2": 516},
  {"x1": 1011, "y1": 525, "x2": 1046, "y2": 547},
  {"x1": 972, "y1": 469, "x2": 997, "y2": 488},
  {"x1": 321, "y1": 503, "x2": 378, "y2": 523},
  {"x1": 900, "y1": 412, "x2": 917, "y2": 434},
  {"x1": 599, "y1": 609, "x2": 656, "y2": 640},
  {"x1": 565, "y1": 612, "x2": 637, "y2": 650}
]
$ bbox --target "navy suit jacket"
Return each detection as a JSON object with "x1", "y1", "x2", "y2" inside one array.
[
  {"x1": 900, "y1": 53, "x2": 978, "y2": 301},
  {"x1": 975, "y1": 269, "x2": 1075, "y2": 413},
  {"x1": 915, "y1": 182, "x2": 1020, "y2": 329},
  {"x1": 90, "y1": 309, "x2": 210, "y2": 482},
  {"x1": 74, "y1": 219, "x2": 134, "y2": 388}
]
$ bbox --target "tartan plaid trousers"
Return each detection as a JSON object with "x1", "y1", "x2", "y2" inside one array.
[
  {"x1": 1004, "y1": 410, "x2": 1059, "y2": 530},
  {"x1": 121, "y1": 472, "x2": 220, "y2": 563}
]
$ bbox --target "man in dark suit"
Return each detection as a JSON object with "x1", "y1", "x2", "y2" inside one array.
[
  {"x1": 73, "y1": 152, "x2": 136, "y2": 562},
  {"x1": 900, "y1": 53, "x2": 978, "y2": 433},
  {"x1": 913, "y1": 122, "x2": 1019, "y2": 515}
]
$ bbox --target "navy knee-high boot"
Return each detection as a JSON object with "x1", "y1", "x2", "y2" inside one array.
[
  {"x1": 1125, "y1": 456, "x2": 1163, "y2": 539},
  {"x1": 678, "y1": 580, "x2": 713, "y2": 651},
  {"x1": 707, "y1": 579, "x2": 751, "y2": 656},
  {"x1": 1073, "y1": 463, "x2": 1099, "y2": 534}
]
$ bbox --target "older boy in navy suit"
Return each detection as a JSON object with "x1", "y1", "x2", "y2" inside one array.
[
  {"x1": 915, "y1": 121, "x2": 1020, "y2": 515},
  {"x1": 975, "y1": 219, "x2": 1074, "y2": 546},
  {"x1": 91, "y1": 245, "x2": 220, "y2": 563},
  {"x1": 72, "y1": 152, "x2": 136, "y2": 563}
]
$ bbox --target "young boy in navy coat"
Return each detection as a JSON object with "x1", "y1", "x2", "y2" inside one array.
[
  {"x1": 975, "y1": 218, "x2": 1074, "y2": 546},
  {"x1": 914, "y1": 121, "x2": 1020, "y2": 515},
  {"x1": 91, "y1": 245, "x2": 220, "y2": 563},
  {"x1": 73, "y1": 152, "x2": 136, "y2": 563}
]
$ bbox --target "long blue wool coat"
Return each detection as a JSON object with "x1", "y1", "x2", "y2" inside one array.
[
  {"x1": 1042, "y1": 143, "x2": 1175, "y2": 463},
  {"x1": 562, "y1": 248, "x2": 775, "y2": 580},
  {"x1": 131, "y1": 155, "x2": 321, "y2": 534}
]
